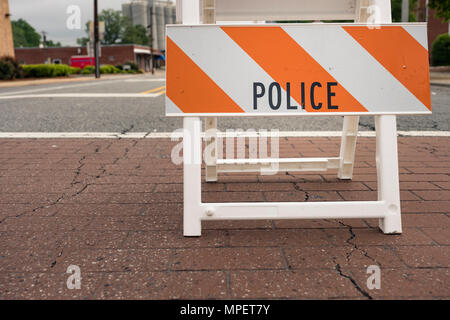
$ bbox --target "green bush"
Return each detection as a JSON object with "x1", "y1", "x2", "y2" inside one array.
[
  {"x1": 0, "y1": 56, "x2": 23, "y2": 80},
  {"x1": 124, "y1": 61, "x2": 139, "y2": 72},
  {"x1": 431, "y1": 34, "x2": 450, "y2": 66},
  {"x1": 22, "y1": 64, "x2": 72, "y2": 78},
  {"x1": 81, "y1": 66, "x2": 94, "y2": 75},
  {"x1": 100, "y1": 64, "x2": 121, "y2": 74},
  {"x1": 69, "y1": 67, "x2": 81, "y2": 75}
]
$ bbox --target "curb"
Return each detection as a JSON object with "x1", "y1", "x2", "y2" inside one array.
[{"x1": 430, "y1": 81, "x2": 450, "y2": 88}]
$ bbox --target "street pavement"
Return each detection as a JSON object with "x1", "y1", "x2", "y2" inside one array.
[
  {"x1": 0, "y1": 137, "x2": 449, "y2": 299},
  {"x1": 0, "y1": 73, "x2": 449, "y2": 300},
  {"x1": 0, "y1": 72, "x2": 449, "y2": 132}
]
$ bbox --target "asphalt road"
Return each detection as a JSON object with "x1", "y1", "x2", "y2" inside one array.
[{"x1": 0, "y1": 73, "x2": 449, "y2": 132}]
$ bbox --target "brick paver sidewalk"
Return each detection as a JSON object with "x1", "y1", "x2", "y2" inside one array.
[{"x1": 0, "y1": 137, "x2": 449, "y2": 299}]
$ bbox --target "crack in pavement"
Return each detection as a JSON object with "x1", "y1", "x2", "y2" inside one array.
[
  {"x1": 331, "y1": 220, "x2": 383, "y2": 299},
  {"x1": 337, "y1": 220, "x2": 380, "y2": 265},
  {"x1": 286, "y1": 171, "x2": 310, "y2": 201},
  {"x1": 120, "y1": 124, "x2": 135, "y2": 135},
  {"x1": 334, "y1": 261, "x2": 373, "y2": 299}
]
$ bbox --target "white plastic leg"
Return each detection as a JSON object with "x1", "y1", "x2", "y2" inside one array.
[
  {"x1": 183, "y1": 117, "x2": 202, "y2": 236},
  {"x1": 338, "y1": 116, "x2": 359, "y2": 180},
  {"x1": 205, "y1": 117, "x2": 218, "y2": 182},
  {"x1": 375, "y1": 115, "x2": 402, "y2": 234}
]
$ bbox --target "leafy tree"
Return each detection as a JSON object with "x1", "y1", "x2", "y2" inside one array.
[
  {"x1": 391, "y1": 0, "x2": 418, "y2": 22},
  {"x1": 12, "y1": 19, "x2": 41, "y2": 47},
  {"x1": 429, "y1": 0, "x2": 450, "y2": 21},
  {"x1": 77, "y1": 10, "x2": 150, "y2": 46},
  {"x1": 46, "y1": 40, "x2": 62, "y2": 47},
  {"x1": 100, "y1": 9, "x2": 127, "y2": 44},
  {"x1": 122, "y1": 24, "x2": 150, "y2": 46}
]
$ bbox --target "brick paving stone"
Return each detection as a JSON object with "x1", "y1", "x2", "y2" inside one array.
[
  {"x1": 0, "y1": 272, "x2": 103, "y2": 299},
  {"x1": 171, "y1": 247, "x2": 285, "y2": 271},
  {"x1": 98, "y1": 271, "x2": 227, "y2": 299},
  {"x1": 0, "y1": 137, "x2": 449, "y2": 299},
  {"x1": 325, "y1": 228, "x2": 435, "y2": 246},
  {"x1": 396, "y1": 246, "x2": 450, "y2": 268},
  {"x1": 284, "y1": 246, "x2": 405, "y2": 270},
  {"x1": 123, "y1": 230, "x2": 228, "y2": 249},
  {"x1": 347, "y1": 268, "x2": 450, "y2": 299},
  {"x1": 229, "y1": 229, "x2": 331, "y2": 247},
  {"x1": 229, "y1": 270, "x2": 362, "y2": 299},
  {"x1": 53, "y1": 248, "x2": 171, "y2": 273}
]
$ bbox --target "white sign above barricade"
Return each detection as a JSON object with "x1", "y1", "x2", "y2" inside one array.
[
  {"x1": 215, "y1": 0, "x2": 357, "y2": 21},
  {"x1": 166, "y1": 23, "x2": 431, "y2": 117}
]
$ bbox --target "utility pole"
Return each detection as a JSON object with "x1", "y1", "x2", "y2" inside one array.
[
  {"x1": 149, "y1": 5, "x2": 154, "y2": 74},
  {"x1": 41, "y1": 31, "x2": 47, "y2": 48},
  {"x1": 93, "y1": 0, "x2": 100, "y2": 78},
  {"x1": 401, "y1": 0, "x2": 410, "y2": 22}
]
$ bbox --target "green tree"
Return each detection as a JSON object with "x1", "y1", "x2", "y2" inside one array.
[
  {"x1": 77, "y1": 10, "x2": 150, "y2": 46},
  {"x1": 100, "y1": 9, "x2": 126, "y2": 44},
  {"x1": 12, "y1": 19, "x2": 41, "y2": 47},
  {"x1": 122, "y1": 24, "x2": 150, "y2": 46},
  {"x1": 391, "y1": 0, "x2": 418, "y2": 22},
  {"x1": 429, "y1": 0, "x2": 450, "y2": 21},
  {"x1": 46, "y1": 40, "x2": 62, "y2": 47}
]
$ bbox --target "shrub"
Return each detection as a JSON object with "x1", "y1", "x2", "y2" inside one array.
[
  {"x1": 81, "y1": 66, "x2": 94, "y2": 74},
  {"x1": 0, "y1": 56, "x2": 23, "y2": 80},
  {"x1": 22, "y1": 64, "x2": 71, "y2": 78},
  {"x1": 69, "y1": 67, "x2": 81, "y2": 75},
  {"x1": 124, "y1": 61, "x2": 139, "y2": 72},
  {"x1": 431, "y1": 34, "x2": 450, "y2": 66},
  {"x1": 100, "y1": 64, "x2": 121, "y2": 74}
]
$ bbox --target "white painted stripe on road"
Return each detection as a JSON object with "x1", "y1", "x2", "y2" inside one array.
[
  {"x1": 0, "y1": 93, "x2": 164, "y2": 99},
  {"x1": 125, "y1": 78, "x2": 166, "y2": 82},
  {"x1": 0, "y1": 131, "x2": 448, "y2": 139},
  {"x1": 0, "y1": 79, "x2": 125, "y2": 97}
]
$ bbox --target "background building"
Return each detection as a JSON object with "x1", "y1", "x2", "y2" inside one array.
[
  {"x1": 14, "y1": 45, "x2": 163, "y2": 72},
  {"x1": 0, "y1": 0, "x2": 15, "y2": 57},
  {"x1": 122, "y1": 0, "x2": 176, "y2": 52},
  {"x1": 416, "y1": 0, "x2": 449, "y2": 52}
]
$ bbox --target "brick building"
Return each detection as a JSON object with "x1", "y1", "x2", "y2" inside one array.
[
  {"x1": 14, "y1": 44, "x2": 164, "y2": 72},
  {"x1": 417, "y1": 0, "x2": 449, "y2": 51}
]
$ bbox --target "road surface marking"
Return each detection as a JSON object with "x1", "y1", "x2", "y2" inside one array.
[
  {"x1": 0, "y1": 131, "x2": 448, "y2": 139},
  {"x1": 0, "y1": 93, "x2": 163, "y2": 99},
  {"x1": 0, "y1": 78, "x2": 134, "y2": 97},
  {"x1": 140, "y1": 86, "x2": 166, "y2": 94},
  {"x1": 125, "y1": 78, "x2": 165, "y2": 82}
]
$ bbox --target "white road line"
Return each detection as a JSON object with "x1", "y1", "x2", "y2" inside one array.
[
  {"x1": 0, "y1": 92, "x2": 164, "y2": 99},
  {"x1": 0, "y1": 78, "x2": 128, "y2": 97},
  {"x1": 0, "y1": 131, "x2": 448, "y2": 139},
  {"x1": 125, "y1": 78, "x2": 166, "y2": 82}
]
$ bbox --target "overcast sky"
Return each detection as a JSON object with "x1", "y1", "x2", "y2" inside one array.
[{"x1": 9, "y1": 0, "x2": 173, "y2": 46}]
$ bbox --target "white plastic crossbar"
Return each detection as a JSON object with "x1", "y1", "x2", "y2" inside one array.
[{"x1": 216, "y1": 157, "x2": 340, "y2": 173}]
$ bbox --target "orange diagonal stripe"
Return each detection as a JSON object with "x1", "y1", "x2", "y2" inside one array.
[
  {"x1": 343, "y1": 26, "x2": 431, "y2": 111},
  {"x1": 166, "y1": 37, "x2": 244, "y2": 114},
  {"x1": 221, "y1": 26, "x2": 367, "y2": 113}
]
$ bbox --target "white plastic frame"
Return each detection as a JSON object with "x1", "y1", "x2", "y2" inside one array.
[{"x1": 180, "y1": 0, "x2": 402, "y2": 236}]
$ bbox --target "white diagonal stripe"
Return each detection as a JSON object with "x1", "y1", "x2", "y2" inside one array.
[
  {"x1": 167, "y1": 26, "x2": 306, "y2": 114},
  {"x1": 282, "y1": 25, "x2": 429, "y2": 113},
  {"x1": 402, "y1": 24, "x2": 428, "y2": 50}
]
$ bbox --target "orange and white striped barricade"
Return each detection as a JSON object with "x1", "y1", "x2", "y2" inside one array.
[{"x1": 168, "y1": 0, "x2": 431, "y2": 236}]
